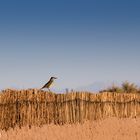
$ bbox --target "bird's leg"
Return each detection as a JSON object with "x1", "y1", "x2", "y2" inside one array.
[{"x1": 48, "y1": 88, "x2": 51, "y2": 92}]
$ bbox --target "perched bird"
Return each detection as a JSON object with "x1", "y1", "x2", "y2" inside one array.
[{"x1": 40, "y1": 77, "x2": 57, "y2": 92}]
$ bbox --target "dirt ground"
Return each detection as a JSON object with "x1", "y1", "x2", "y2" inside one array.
[{"x1": 0, "y1": 118, "x2": 140, "y2": 140}]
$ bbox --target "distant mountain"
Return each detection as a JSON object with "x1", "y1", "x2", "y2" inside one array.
[
  {"x1": 50, "y1": 81, "x2": 140, "y2": 93},
  {"x1": 76, "y1": 81, "x2": 140, "y2": 93},
  {"x1": 75, "y1": 82, "x2": 109, "y2": 92},
  {"x1": 52, "y1": 82, "x2": 119, "y2": 93}
]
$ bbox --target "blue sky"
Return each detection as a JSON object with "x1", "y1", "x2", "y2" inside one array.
[{"x1": 0, "y1": 0, "x2": 140, "y2": 91}]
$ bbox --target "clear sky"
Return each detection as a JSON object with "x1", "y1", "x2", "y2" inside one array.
[{"x1": 0, "y1": 0, "x2": 140, "y2": 91}]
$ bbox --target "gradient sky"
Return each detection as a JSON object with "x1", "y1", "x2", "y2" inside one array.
[{"x1": 0, "y1": 0, "x2": 140, "y2": 91}]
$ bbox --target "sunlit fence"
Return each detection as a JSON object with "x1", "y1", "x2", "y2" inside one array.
[{"x1": 0, "y1": 89, "x2": 140, "y2": 130}]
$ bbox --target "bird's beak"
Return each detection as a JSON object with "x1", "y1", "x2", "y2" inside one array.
[{"x1": 54, "y1": 77, "x2": 57, "y2": 79}]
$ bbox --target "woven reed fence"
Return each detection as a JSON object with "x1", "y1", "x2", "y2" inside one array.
[{"x1": 0, "y1": 89, "x2": 140, "y2": 130}]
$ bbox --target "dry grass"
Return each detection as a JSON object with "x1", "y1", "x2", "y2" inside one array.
[
  {"x1": 0, "y1": 118, "x2": 140, "y2": 140},
  {"x1": 0, "y1": 89, "x2": 140, "y2": 139},
  {"x1": 0, "y1": 89, "x2": 140, "y2": 130},
  {"x1": 0, "y1": 89, "x2": 140, "y2": 129},
  {"x1": 100, "y1": 81, "x2": 140, "y2": 93}
]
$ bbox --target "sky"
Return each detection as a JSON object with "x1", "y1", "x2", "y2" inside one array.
[{"x1": 0, "y1": 0, "x2": 140, "y2": 91}]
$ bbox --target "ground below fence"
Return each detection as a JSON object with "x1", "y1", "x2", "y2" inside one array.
[{"x1": 0, "y1": 89, "x2": 140, "y2": 130}]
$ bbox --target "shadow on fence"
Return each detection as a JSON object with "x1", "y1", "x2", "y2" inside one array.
[{"x1": 0, "y1": 89, "x2": 140, "y2": 130}]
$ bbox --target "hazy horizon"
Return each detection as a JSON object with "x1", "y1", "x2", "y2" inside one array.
[{"x1": 0, "y1": 0, "x2": 140, "y2": 91}]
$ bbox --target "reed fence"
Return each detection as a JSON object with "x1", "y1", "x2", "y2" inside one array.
[{"x1": 0, "y1": 89, "x2": 140, "y2": 130}]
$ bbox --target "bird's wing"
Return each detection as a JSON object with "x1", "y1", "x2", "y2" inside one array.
[
  {"x1": 41, "y1": 80, "x2": 53, "y2": 89},
  {"x1": 41, "y1": 82, "x2": 49, "y2": 89}
]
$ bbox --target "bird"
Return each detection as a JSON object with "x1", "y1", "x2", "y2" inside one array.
[{"x1": 40, "y1": 77, "x2": 57, "y2": 92}]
